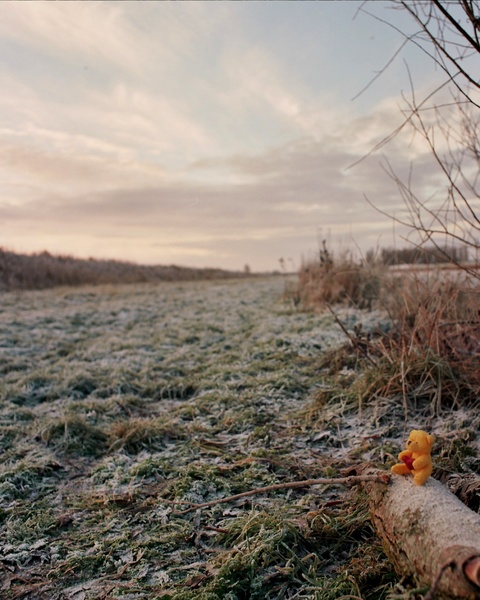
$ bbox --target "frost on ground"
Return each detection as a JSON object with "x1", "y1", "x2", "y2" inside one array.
[{"x1": 0, "y1": 277, "x2": 478, "y2": 599}]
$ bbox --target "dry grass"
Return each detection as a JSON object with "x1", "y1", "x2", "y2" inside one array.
[
  {"x1": 109, "y1": 417, "x2": 184, "y2": 454},
  {"x1": 298, "y1": 262, "x2": 382, "y2": 309},
  {"x1": 294, "y1": 248, "x2": 480, "y2": 413},
  {"x1": 292, "y1": 246, "x2": 385, "y2": 311},
  {"x1": 378, "y1": 271, "x2": 480, "y2": 412},
  {"x1": 296, "y1": 255, "x2": 480, "y2": 512}
]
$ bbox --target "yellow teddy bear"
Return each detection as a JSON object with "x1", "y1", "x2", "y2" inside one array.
[{"x1": 391, "y1": 429, "x2": 433, "y2": 486}]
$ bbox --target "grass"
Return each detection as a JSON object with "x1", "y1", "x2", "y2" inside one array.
[
  {"x1": 0, "y1": 275, "x2": 478, "y2": 598},
  {"x1": 295, "y1": 248, "x2": 480, "y2": 413},
  {"x1": 292, "y1": 243, "x2": 385, "y2": 311}
]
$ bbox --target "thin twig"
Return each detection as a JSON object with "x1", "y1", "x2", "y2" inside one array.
[
  {"x1": 160, "y1": 473, "x2": 388, "y2": 515},
  {"x1": 326, "y1": 304, "x2": 378, "y2": 367},
  {"x1": 400, "y1": 357, "x2": 409, "y2": 436}
]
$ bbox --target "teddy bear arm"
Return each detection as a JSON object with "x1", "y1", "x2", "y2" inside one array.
[
  {"x1": 398, "y1": 449, "x2": 412, "y2": 461},
  {"x1": 412, "y1": 455, "x2": 431, "y2": 470}
]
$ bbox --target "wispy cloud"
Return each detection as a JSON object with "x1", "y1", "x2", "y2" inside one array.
[
  {"x1": 0, "y1": 98, "x2": 442, "y2": 268},
  {"x1": 0, "y1": 2, "x2": 447, "y2": 269},
  {"x1": 0, "y1": 3, "x2": 144, "y2": 73}
]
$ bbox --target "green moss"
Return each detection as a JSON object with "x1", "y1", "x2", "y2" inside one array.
[
  {"x1": 200, "y1": 510, "x2": 316, "y2": 599},
  {"x1": 0, "y1": 454, "x2": 61, "y2": 504},
  {"x1": 4, "y1": 501, "x2": 58, "y2": 544},
  {"x1": 128, "y1": 456, "x2": 173, "y2": 480}
]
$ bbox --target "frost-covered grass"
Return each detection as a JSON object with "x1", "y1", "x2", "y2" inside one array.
[{"x1": 0, "y1": 276, "x2": 478, "y2": 599}]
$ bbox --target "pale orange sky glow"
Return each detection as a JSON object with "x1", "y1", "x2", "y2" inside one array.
[{"x1": 0, "y1": 1, "x2": 447, "y2": 271}]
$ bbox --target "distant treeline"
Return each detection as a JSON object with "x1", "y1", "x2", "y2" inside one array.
[
  {"x1": 366, "y1": 245, "x2": 470, "y2": 266},
  {"x1": 0, "y1": 248, "x2": 250, "y2": 292}
]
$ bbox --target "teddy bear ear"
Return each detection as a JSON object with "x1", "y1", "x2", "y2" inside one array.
[{"x1": 426, "y1": 433, "x2": 433, "y2": 446}]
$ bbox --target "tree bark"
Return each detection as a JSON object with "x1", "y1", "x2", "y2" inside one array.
[{"x1": 365, "y1": 473, "x2": 480, "y2": 599}]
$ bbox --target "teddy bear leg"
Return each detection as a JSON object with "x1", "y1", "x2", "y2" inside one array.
[
  {"x1": 391, "y1": 463, "x2": 411, "y2": 475},
  {"x1": 413, "y1": 469, "x2": 429, "y2": 485}
]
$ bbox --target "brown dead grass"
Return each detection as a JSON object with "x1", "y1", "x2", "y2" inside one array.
[
  {"x1": 295, "y1": 259, "x2": 385, "y2": 310},
  {"x1": 296, "y1": 252, "x2": 480, "y2": 416},
  {"x1": 385, "y1": 273, "x2": 480, "y2": 405}
]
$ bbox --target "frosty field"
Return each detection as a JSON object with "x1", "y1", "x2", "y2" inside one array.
[{"x1": 0, "y1": 276, "x2": 478, "y2": 599}]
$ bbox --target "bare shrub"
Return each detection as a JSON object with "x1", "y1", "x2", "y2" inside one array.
[{"x1": 361, "y1": 2, "x2": 480, "y2": 280}]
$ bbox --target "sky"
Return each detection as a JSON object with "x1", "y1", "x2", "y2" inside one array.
[{"x1": 0, "y1": 1, "x2": 450, "y2": 271}]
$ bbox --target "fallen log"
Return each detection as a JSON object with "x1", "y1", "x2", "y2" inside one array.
[{"x1": 365, "y1": 473, "x2": 480, "y2": 599}]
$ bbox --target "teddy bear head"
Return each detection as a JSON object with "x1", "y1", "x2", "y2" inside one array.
[{"x1": 406, "y1": 429, "x2": 433, "y2": 454}]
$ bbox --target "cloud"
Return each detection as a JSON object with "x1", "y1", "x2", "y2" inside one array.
[
  {"x1": 0, "y1": 130, "x2": 170, "y2": 203},
  {"x1": 0, "y1": 2, "x2": 457, "y2": 269},
  {"x1": 1, "y1": 82, "x2": 448, "y2": 268},
  {"x1": 0, "y1": 3, "x2": 144, "y2": 73},
  {"x1": 0, "y1": 3, "x2": 234, "y2": 167},
  {"x1": 0, "y1": 102, "x2": 435, "y2": 270}
]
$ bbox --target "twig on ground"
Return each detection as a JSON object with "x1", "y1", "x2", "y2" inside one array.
[
  {"x1": 159, "y1": 473, "x2": 389, "y2": 515},
  {"x1": 326, "y1": 304, "x2": 378, "y2": 367}
]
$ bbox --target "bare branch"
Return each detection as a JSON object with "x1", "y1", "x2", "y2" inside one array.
[{"x1": 159, "y1": 473, "x2": 389, "y2": 515}]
